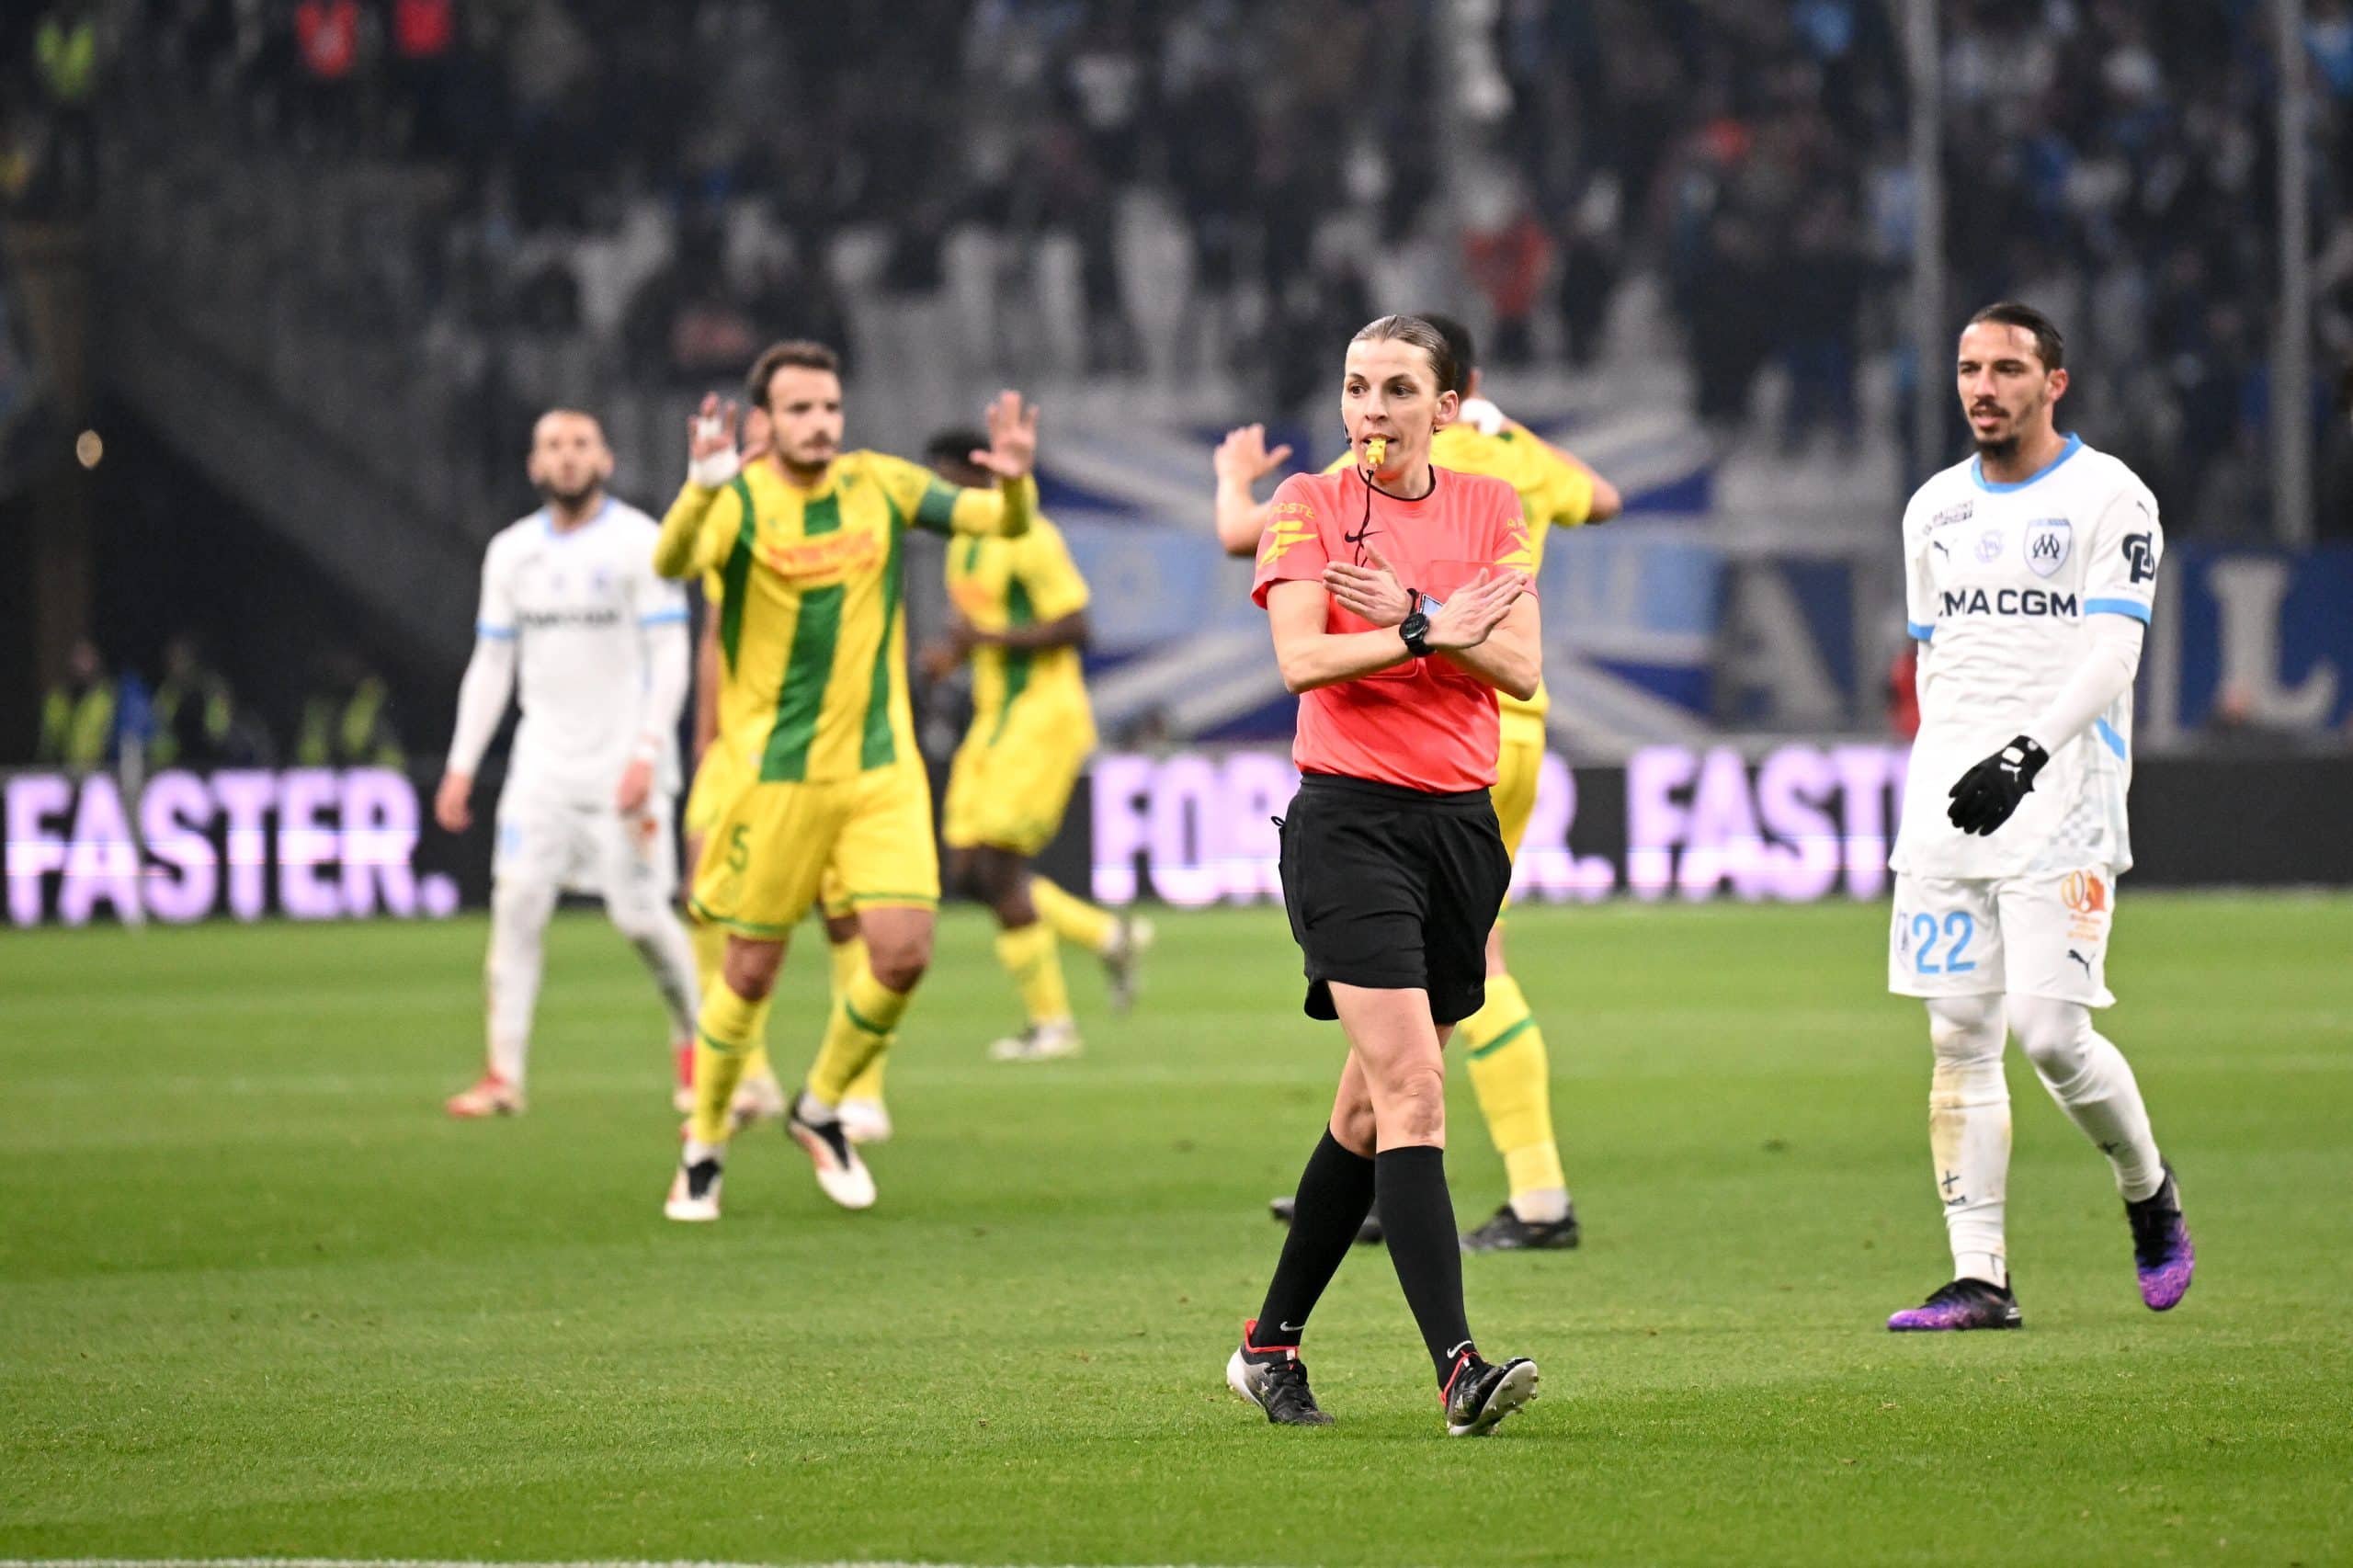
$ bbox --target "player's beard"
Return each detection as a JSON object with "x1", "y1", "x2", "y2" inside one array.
[
  {"x1": 1972, "y1": 428, "x2": 2020, "y2": 463},
  {"x1": 1971, "y1": 392, "x2": 2044, "y2": 464},
  {"x1": 781, "y1": 439, "x2": 835, "y2": 482},
  {"x1": 536, "y1": 476, "x2": 603, "y2": 511}
]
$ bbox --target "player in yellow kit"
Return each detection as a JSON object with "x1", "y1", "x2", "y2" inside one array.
[
  {"x1": 677, "y1": 566, "x2": 789, "y2": 1126},
  {"x1": 655, "y1": 338, "x2": 1041, "y2": 1221},
  {"x1": 1214, "y1": 313, "x2": 1620, "y2": 1251},
  {"x1": 915, "y1": 429, "x2": 1152, "y2": 1063}
]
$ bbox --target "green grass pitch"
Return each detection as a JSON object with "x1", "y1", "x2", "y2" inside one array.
[{"x1": 3, "y1": 894, "x2": 2350, "y2": 1566}]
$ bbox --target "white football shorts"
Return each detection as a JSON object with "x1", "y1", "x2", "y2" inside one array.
[
  {"x1": 494, "y1": 783, "x2": 679, "y2": 909},
  {"x1": 1888, "y1": 866, "x2": 2118, "y2": 1008}
]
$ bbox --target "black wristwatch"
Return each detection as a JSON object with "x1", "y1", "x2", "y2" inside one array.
[{"x1": 1399, "y1": 610, "x2": 1432, "y2": 659}]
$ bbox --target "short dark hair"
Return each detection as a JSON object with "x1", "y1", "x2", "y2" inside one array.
[
  {"x1": 745, "y1": 339, "x2": 842, "y2": 410},
  {"x1": 1416, "y1": 312, "x2": 1478, "y2": 395},
  {"x1": 924, "y1": 428, "x2": 990, "y2": 471},
  {"x1": 1965, "y1": 301, "x2": 2064, "y2": 371},
  {"x1": 1348, "y1": 313, "x2": 1461, "y2": 400}
]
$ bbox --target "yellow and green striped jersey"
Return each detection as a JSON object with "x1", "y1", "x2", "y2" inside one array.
[
  {"x1": 656, "y1": 451, "x2": 1035, "y2": 783},
  {"x1": 1324, "y1": 419, "x2": 1597, "y2": 727},
  {"x1": 944, "y1": 512, "x2": 1094, "y2": 744}
]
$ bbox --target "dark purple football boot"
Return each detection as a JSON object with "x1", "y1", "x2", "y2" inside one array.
[
  {"x1": 2126, "y1": 1163, "x2": 2195, "y2": 1311},
  {"x1": 1887, "y1": 1277, "x2": 2022, "y2": 1332}
]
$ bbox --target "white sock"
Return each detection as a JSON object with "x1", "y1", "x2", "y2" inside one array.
[
  {"x1": 485, "y1": 880, "x2": 557, "y2": 1085},
  {"x1": 795, "y1": 1090, "x2": 840, "y2": 1126},
  {"x1": 1510, "y1": 1187, "x2": 1571, "y2": 1224},
  {"x1": 1926, "y1": 994, "x2": 2010, "y2": 1286},
  {"x1": 617, "y1": 906, "x2": 701, "y2": 1040},
  {"x1": 683, "y1": 1138, "x2": 723, "y2": 1165},
  {"x1": 2010, "y1": 994, "x2": 2165, "y2": 1202}
]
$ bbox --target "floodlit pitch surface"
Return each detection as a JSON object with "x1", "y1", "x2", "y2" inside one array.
[{"x1": 3, "y1": 896, "x2": 2348, "y2": 1566}]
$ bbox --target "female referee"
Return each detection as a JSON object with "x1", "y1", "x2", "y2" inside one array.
[{"x1": 1226, "y1": 313, "x2": 1541, "y2": 1436}]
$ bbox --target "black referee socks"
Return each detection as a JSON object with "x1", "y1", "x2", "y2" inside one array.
[
  {"x1": 1253, "y1": 1131, "x2": 1378, "y2": 1346},
  {"x1": 1377, "y1": 1144, "x2": 1478, "y2": 1387}
]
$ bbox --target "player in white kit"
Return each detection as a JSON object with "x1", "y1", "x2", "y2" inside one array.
[
  {"x1": 1885, "y1": 303, "x2": 2194, "y2": 1331},
  {"x1": 436, "y1": 410, "x2": 702, "y2": 1117}
]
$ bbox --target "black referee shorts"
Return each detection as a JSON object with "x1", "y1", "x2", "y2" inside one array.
[{"x1": 1275, "y1": 771, "x2": 1514, "y2": 1028}]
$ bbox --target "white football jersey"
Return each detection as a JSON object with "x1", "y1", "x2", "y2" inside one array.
[
  {"x1": 1891, "y1": 435, "x2": 2163, "y2": 880},
  {"x1": 475, "y1": 499, "x2": 688, "y2": 801}
]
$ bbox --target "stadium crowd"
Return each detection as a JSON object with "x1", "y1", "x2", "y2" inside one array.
[
  {"x1": 0, "y1": 0, "x2": 2330, "y2": 558},
  {"x1": 51, "y1": 0, "x2": 2331, "y2": 532},
  {"x1": 32, "y1": 631, "x2": 406, "y2": 771}
]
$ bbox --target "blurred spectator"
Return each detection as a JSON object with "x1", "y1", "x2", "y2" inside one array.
[
  {"x1": 152, "y1": 633, "x2": 270, "y2": 768},
  {"x1": 391, "y1": 0, "x2": 457, "y2": 153},
  {"x1": 37, "y1": 637, "x2": 115, "y2": 767},
  {"x1": 1461, "y1": 178, "x2": 1552, "y2": 368},
  {"x1": 1779, "y1": 187, "x2": 1870, "y2": 451},
  {"x1": 32, "y1": 2, "x2": 99, "y2": 212},
  {"x1": 292, "y1": 0, "x2": 363, "y2": 149},
  {"x1": 74, "y1": 0, "x2": 2350, "y2": 540},
  {"x1": 298, "y1": 651, "x2": 405, "y2": 768}
]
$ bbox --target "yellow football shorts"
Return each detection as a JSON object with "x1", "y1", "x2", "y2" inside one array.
[
  {"x1": 940, "y1": 701, "x2": 1093, "y2": 858},
  {"x1": 682, "y1": 740, "x2": 744, "y2": 843},
  {"x1": 817, "y1": 870, "x2": 856, "y2": 925},
  {"x1": 689, "y1": 761, "x2": 939, "y2": 937}
]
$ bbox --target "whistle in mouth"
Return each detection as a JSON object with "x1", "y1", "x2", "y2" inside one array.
[{"x1": 1364, "y1": 436, "x2": 1388, "y2": 467}]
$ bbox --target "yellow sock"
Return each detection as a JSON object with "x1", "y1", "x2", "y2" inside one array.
[
  {"x1": 832, "y1": 936, "x2": 887, "y2": 1103},
  {"x1": 689, "y1": 916, "x2": 729, "y2": 995},
  {"x1": 995, "y1": 920, "x2": 1071, "y2": 1025},
  {"x1": 1030, "y1": 876, "x2": 1119, "y2": 956},
  {"x1": 1460, "y1": 972, "x2": 1567, "y2": 1203},
  {"x1": 690, "y1": 919, "x2": 772, "y2": 1084},
  {"x1": 690, "y1": 978, "x2": 770, "y2": 1148},
  {"x1": 805, "y1": 965, "x2": 910, "y2": 1108}
]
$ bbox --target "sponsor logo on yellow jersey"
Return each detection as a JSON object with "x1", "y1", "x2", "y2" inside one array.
[{"x1": 759, "y1": 528, "x2": 884, "y2": 585}]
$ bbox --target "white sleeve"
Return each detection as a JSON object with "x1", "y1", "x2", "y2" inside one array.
[
  {"x1": 2081, "y1": 477, "x2": 2163, "y2": 628},
  {"x1": 631, "y1": 619, "x2": 690, "y2": 758},
  {"x1": 447, "y1": 636, "x2": 515, "y2": 777},
  {"x1": 631, "y1": 554, "x2": 691, "y2": 757},
  {"x1": 1903, "y1": 497, "x2": 1937, "y2": 644},
  {"x1": 475, "y1": 537, "x2": 518, "y2": 641},
  {"x1": 449, "y1": 542, "x2": 517, "y2": 775},
  {"x1": 2023, "y1": 614, "x2": 2143, "y2": 755}
]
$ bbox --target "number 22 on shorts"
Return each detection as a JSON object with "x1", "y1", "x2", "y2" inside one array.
[{"x1": 1909, "y1": 909, "x2": 1978, "y2": 975}]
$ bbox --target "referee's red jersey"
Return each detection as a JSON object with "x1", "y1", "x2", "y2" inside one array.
[{"x1": 1252, "y1": 466, "x2": 1536, "y2": 793}]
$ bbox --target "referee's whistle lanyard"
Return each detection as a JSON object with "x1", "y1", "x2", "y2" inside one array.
[{"x1": 1351, "y1": 463, "x2": 1438, "y2": 597}]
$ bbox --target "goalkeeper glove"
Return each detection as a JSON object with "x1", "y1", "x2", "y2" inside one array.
[{"x1": 1947, "y1": 734, "x2": 2048, "y2": 835}]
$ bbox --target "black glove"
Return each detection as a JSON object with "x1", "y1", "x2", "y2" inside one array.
[{"x1": 1947, "y1": 734, "x2": 2049, "y2": 835}]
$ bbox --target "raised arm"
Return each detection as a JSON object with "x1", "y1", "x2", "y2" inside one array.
[
  {"x1": 1534, "y1": 430, "x2": 1621, "y2": 522},
  {"x1": 921, "y1": 391, "x2": 1040, "y2": 539},
  {"x1": 654, "y1": 394, "x2": 750, "y2": 579},
  {"x1": 1213, "y1": 424, "x2": 1294, "y2": 557}
]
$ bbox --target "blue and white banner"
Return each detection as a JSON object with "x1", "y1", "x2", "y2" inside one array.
[{"x1": 2152, "y1": 544, "x2": 2353, "y2": 739}]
